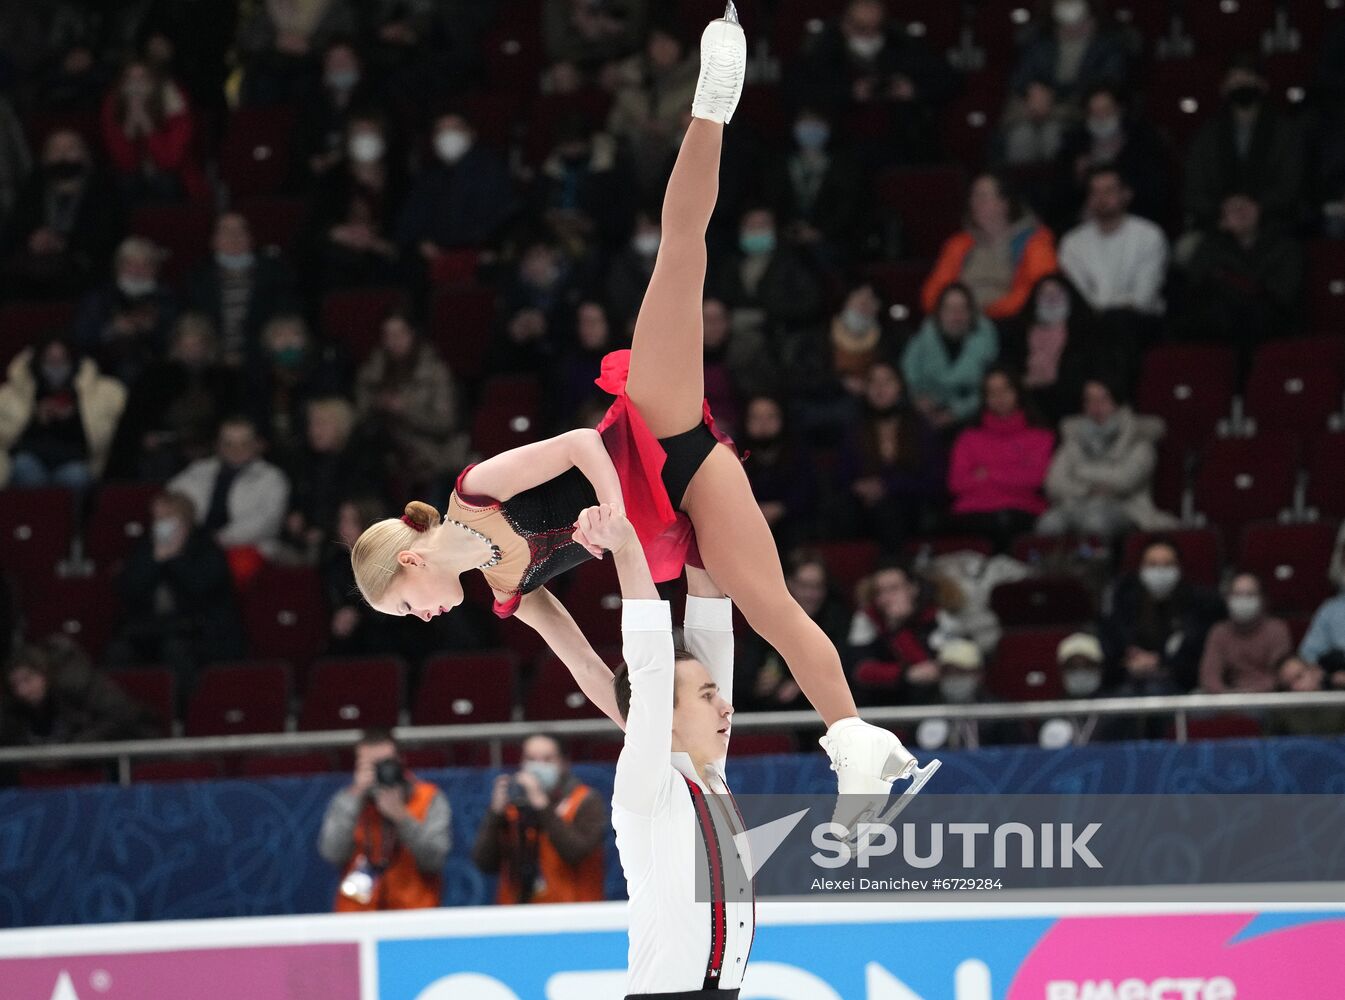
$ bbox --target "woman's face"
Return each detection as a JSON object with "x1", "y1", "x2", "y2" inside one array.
[
  {"x1": 984, "y1": 373, "x2": 1019, "y2": 417},
  {"x1": 1082, "y1": 381, "x2": 1116, "y2": 423},
  {"x1": 865, "y1": 364, "x2": 903, "y2": 410},
  {"x1": 969, "y1": 176, "x2": 1010, "y2": 232},
  {"x1": 337, "y1": 504, "x2": 363, "y2": 547},
  {"x1": 938, "y1": 291, "x2": 973, "y2": 338},
  {"x1": 381, "y1": 317, "x2": 415, "y2": 359},
  {"x1": 787, "y1": 562, "x2": 828, "y2": 617},
  {"x1": 7, "y1": 666, "x2": 46, "y2": 707},
  {"x1": 373, "y1": 551, "x2": 464, "y2": 622},
  {"x1": 872, "y1": 569, "x2": 916, "y2": 625},
  {"x1": 576, "y1": 303, "x2": 609, "y2": 350},
  {"x1": 745, "y1": 398, "x2": 783, "y2": 440},
  {"x1": 1036, "y1": 280, "x2": 1068, "y2": 315},
  {"x1": 122, "y1": 63, "x2": 154, "y2": 99}
]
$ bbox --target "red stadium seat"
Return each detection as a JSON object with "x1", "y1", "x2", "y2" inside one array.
[
  {"x1": 1307, "y1": 239, "x2": 1345, "y2": 331},
  {"x1": 239, "y1": 753, "x2": 337, "y2": 777},
  {"x1": 321, "y1": 286, "x2": 407, "y2": 361},
  {"x1": 771, "y1": 0, "x2": 848, "y2": 60},
  {"x1": 0, "y1": 487, "x2": 75, "y2": 577},
  {"x1": 219, "y1": 106, "x2": 295, "y2": 197},
  {"x1": 86, "y1": 482, "x2": 160, "y2": 566},
  {"x1": 233, "y1": 195, "x2": 308, "y2": 253},
  {"x1": 727, "y1": 732, "x2": 797, "y2": 756},
  {"x1": 185, "y1": 660, "x2": 291, "y2": 737},
  {"x1": 989, "y1": 577, "x2": 1094, "y2": 627},
  {"x1": 19, "y1": 767, "x2": 108, "y2": 788},
  {"x1": 875, "y1": 165, "x2": 968, "y2": 260},
  {"x1": 813, "y1": 540, "x2": 880, "y2": 600},
  {"x1": 1170, "y1": 714, "x2": 1264, "y2": 741},
  {"x1": 240, "y1": 565, "x2": 329, "y2": 675},
  {"x1": 1121, "y1": 528, "x2": 1224, "y2": 587},
  {"x1": 413, "y1": 651, "x2": 517, "y2": 725},
  {"x1": 1182, "y1": 0, "x2": 1274, "y2": 51},
  {"x1": 131, "y1": 760, "x2": 223, "y2": 783},
  {"x1": 865, "y1": 259, "x2": 932, "y2": 321},
  {"x1": 0, "y1": 300, "x2": 76, "y2": 367},
  {"x1": 299, "y1": 656, "x2": 405, "y2": 732},
  {"x1": 1306, "y1": 431, "x2": 1345, "y2": 518},
  {"x1": 1137, "y1": 344, "x2": 1237, "y2": 450},
  {"x1": 21, "y1": 575, "x2": 122, "y2": 659},
  {"x1": 902, "y1": 0, "x2": 967, "y2": 50},
  {"x1": 483, "y1": 12, "x2": 546, "y2": 93},
  {"x1": 524, "y1": 653, "x2": 608, "y2": 721},
  {"x1": 1236, "y1": 520, "x2": 1339, "y2": 613},
  {"x1": 991, "y1": 627, "x2": 1072, "y2": 702},
  {"x1": 561, "y1": 557, "x2": 623, "y2": 650},
  {"x1": 460, "y1": 93, "x2": 523, "y2": 150},
  {"x1": 430, "y1": 285, "x2": 497, "y2": 380},
  {"x1": 734, "y1": 83, "x2": 790, "y2": 142},
  {"x1": 1143, "y1": 57, "x2": 1225, "y2": 150},
  {"x1": 128, "y1": 202, "x2": 214, "y2": 285},
  {"x1": 1253, "y1": 334, "x2": 1345, "y2": 372},
  {"x1": 1244, "y1": 356, "x2": 1344, "y2": 439},
  {"x1": 1150, "y1": 440, "x2": 1189, "y2": 519},
  {"x1": 106, "y1": 667, "x2": 174, "y2": 733},
  {"x1": 472, "y1": 374, "x2": 542, "y2": 455},
  {"x1": 939, "y1": 93, "x2": 995, "y2": 170},
  {"x1": 1193, "y1": 434, "x2": 1300, "y2": 539}
]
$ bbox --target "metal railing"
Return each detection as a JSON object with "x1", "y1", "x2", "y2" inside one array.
[{"x1": 3, "y1": 691, "x2": 1343, "y2": 786}]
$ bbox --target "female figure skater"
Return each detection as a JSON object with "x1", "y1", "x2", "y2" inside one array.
[{"x1": 351, "y1": 5, "x2": 935, "y2": 810}]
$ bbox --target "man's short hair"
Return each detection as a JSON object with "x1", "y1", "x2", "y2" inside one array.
[
  {"x1": 357, "y1": 727, "x2": 397, "y2": 750},
  {"x1": 613, "y1": 649, "x2": 698, "y2": 721},
  {"x1": 523, "y1": 732, "x2": 569, "y2": 759}
]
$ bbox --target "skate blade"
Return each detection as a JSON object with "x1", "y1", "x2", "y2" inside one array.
[
  {"x1": 872, "y1": 758, "x2": 941, "y2": 829},
  {"x1": 723, "y1": 2, "x2": 740, "y2": 24}
]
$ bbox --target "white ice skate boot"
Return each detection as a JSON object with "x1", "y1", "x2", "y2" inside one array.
[
  {"x1": 820, "y1": 717, "x2": 941, "y2": 841},
  {"x1": 691, "y1": 3, "x2": 747, "y2": 124}
]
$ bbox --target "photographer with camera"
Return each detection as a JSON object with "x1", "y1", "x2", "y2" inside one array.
[
  {"x1": 471, "y1": 733, "x2": 608, "y2": 904},
  {"x1": 318, "y1": 728, "x2": 451, "y2": 912}
]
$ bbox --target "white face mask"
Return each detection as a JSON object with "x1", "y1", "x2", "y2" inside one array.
[
  {"x1": 1054, "y1": 0, "x2": 1089, "y2": 26},
  {"x1": 1227, "y1": 594, "x2": 1262, "y2": 625},
  {"x1": 117, "y1": 275, "x2": 156, "y2": 298},
  {"x1": 152, "y1": 518, "x2": 180, "y2": 544},
  {"x1": 348, "y1": 133, "x2": 385, "y2": 164},
  {"x1": 1063, "y1": 668, "x2": 1102, "y2": 697},
  {"x1": 633, "y1": 231, "x2": 661, "y2": 257},
  {"x1": 939, "y1": 673, "x2": 979, "y2": 704},
  {"x1": 847, "y1": 34, "x2": 885, "y2": 59},
  {"x1": 523, "y1": 760, "x2": 560, "y2": 792},
  {"x1": 1036, "y1": 299, "x2": 1069, "y2": 325},
  {"x1": 1087, "y1": 115, "x2": 1121, "y2": 140},
  {"x1": 1140, "y1": 565, "x2": 1181, "y2": 600},
  {"x1": 434, "y1": 129, "x2": 471, "y2": 164}
]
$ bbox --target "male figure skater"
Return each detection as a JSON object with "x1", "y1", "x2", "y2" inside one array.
[{"x1": 574, "y1": 501, "x2": 752, "y2": 999}]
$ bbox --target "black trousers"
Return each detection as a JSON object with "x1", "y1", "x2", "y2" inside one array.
[{"x1": 626, "y1": 990, "x2": 740, "y2": 999}]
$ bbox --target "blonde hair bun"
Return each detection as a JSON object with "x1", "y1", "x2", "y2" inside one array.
[{"x1": 402, "y1": 500, "x2": 440, "y2": 532}]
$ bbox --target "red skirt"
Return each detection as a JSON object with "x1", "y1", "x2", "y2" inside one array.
[{"x1": 595, "y1": 350, "x2": 736, "y2": 583}]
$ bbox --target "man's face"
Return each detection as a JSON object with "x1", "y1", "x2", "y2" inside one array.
[
  {"x1": 843, "y1": 0, "x2": 885, "y2": 41},
  {"x1": 522, "y1": 735, "x2": 563, "y2": 770},
  {"x1": 214, "y1": 214, "x2": 252, "y2": 256},
  {"x1": 356, "y1": 740, "x2": 398, "y2": 776},
  {"x1": 670, "y1": 658, "x2": 733, "y2": 763},
  {"x1": 702, "y1": 300, "x2": 730, "y2": 349},
  {"x1": 872, "y1": 568, "x2": 915, "y2": 624},
  {"x1": 118, "y1": 249, "x2": 158, "y2": 285},
  {"x1": 1141, "y1": 544, "x2": 1180, "y2": 572},
  {"x1": 8, "y1": 666, "x2": 46, "y2": 707},
  {"x1": 787, "y1": 563, "x2": 827, "y2": 617},
  {"x1": 745, "y1": 398, "x2": 783, "y2": 441},
  {"x1": 1086, "y1": 173, "x2": 1128, "y2": 221},
  {"x1": 1082, "y1": 381, "x2": 1116, "y2": 424},
  {"x1": 217, "y1": 423, "x2": 259, "y2": 468},
  {"x1": 1221, "y1": 195, "x2": 1260, "y2": 240},
  {"x1": 43, "y1": 130, "x2": 88, "y2": 170}
]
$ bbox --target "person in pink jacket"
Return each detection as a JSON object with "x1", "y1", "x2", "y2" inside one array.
[{"x1": 947, "y1": 366, "x2": 1055, "y2": 552}]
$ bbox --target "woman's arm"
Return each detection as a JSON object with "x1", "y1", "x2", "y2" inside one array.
[
  {"x1": 460, "y1": 428, "x2": 622, "y2": 507},
  {"x1": 514, "y1": 586, "x2": 623, "y2": 727}
]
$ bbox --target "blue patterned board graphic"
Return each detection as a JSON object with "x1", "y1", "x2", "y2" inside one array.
[{"x1": 2, "y1": 735, "x2": 1343, "y2": 929}]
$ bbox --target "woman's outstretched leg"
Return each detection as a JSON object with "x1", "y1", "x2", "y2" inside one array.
[
  {"x1": 625, "y1": 14, "x2": 745, "y2": 438},
  {"x1": 684, "y1": 447, "x2": 859, "y2": 725}
]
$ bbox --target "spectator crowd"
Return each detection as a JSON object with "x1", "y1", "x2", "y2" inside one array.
[{"x1": 3, "y1": 0, "x2": 1345, "y2": 777}]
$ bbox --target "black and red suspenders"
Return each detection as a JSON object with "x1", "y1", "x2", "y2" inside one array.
[{"x1": 682, "y1": 775, "x2": 756, "y2": 990}]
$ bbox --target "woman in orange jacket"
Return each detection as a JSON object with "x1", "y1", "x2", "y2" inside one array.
[{"x1": 920, "y1": 172, "x2": 1057, "y2": 321}]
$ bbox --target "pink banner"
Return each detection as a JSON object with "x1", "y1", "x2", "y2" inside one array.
[
  {"x1": 2, "y1": 943, "x2": 359, "y2": 1000},
  {"x1": 1008, "y1": 913, "x2": 1345, "y2": 999}
]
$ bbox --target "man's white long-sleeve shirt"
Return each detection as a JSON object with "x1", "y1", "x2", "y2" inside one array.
[
  {"x1": 1058, "y1": 214, "x2": 1169, "y2": 315},
  {"x1": 612, "y1": 598, "x2": 755, "y2": 996}
]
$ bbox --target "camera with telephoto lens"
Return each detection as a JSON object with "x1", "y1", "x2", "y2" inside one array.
[
  {"x1": 374, "y1": 757, "x2": 405, "y2": 789},
  {"x1": 507, "y1": 777, "x2": 534, "y2": 810}
]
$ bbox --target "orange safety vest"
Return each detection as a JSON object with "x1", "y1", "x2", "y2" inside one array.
[
  {"x1": 497, "y1": 783, "x2": 605, "y2": 905},
  {"x1": 334, "y1": 778, "x2": 443, "y2": 912}
]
